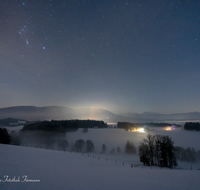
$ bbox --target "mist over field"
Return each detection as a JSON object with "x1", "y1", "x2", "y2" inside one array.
[{"x1": 5, "y1": 125, "x2": 200, "y2": 160}]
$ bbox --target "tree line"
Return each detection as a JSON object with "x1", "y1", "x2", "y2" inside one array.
[
  {"x1": 184, "y1": 122, "x2": 200, "y2": 131},
  {"x1": 71, "y1": 139, "x2": 95, "y2": 153},
  {"x1": 176, "y1": 146, "x2": 200, "y2": 162},
  {"x1": 21, "y1": 119, "x2": 107, "y2": 133}
]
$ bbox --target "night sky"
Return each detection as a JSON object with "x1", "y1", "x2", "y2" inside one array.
[{"x1": 1, "y1": 0, "x2": 200, "y2": 114}]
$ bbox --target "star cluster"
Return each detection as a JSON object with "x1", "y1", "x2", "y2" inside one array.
[{"x1": 0, "y1": 0, "x2": 200, "y2": 113}]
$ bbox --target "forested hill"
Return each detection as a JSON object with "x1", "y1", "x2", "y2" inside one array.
[{"x1": 21, "y1": 119, "x2": 107, "y2": 133}]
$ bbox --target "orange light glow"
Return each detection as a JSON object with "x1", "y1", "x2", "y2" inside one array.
[
  {"x1": 128, "y1": 128, "x2": 145, "y2": 133},
  {"x1": 165, "y1": 127, "x2": 172, "y2": 131}
]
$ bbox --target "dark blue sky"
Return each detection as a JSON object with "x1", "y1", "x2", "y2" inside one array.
[{"x1": 1, "y1": 0, "x2": 200, "y2": 114}]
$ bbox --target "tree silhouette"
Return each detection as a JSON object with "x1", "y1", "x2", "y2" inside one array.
[
  {"x1": 85, "y1": 140, "x2": 94, "y2": 152},
  {"x1": 101, "y1": 144, "x2": 106, "y2": 153},
  {"x1": 58, "y1": 140, "x2": 69, "y2": 151},
  {"x1": 117, "y1": 147, "x2": 121, "y2": 153},
  {"x1": 125, "y1": 141, "x2": 137, "y2": 154},
  {"x1": 74, "y1": 139, "x2": 85, "y2": 152},
  {"x1": 139, "y1": 134, "x2": 177, "y2": 168},
  {"x1": 0, "y1": 128, "x2": 11, "y2": 144}
]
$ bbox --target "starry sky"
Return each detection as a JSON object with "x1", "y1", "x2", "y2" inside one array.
[{"x1": 1, "y1": 0, "x2": 200, "y2": 114}]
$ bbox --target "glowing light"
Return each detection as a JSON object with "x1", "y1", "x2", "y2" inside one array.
[
  {"x1": 128, "y1": 127, "x2": 145, "y2": 133},
  {"x1": 138, "y1": 128, "x2": 144, "y2": 132}
]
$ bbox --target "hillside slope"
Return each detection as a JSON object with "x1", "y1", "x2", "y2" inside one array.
[{"x1": 0, "y1": 144, "x2": 200, "y2": 190}]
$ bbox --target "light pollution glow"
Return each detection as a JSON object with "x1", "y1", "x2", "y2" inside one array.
[
  {"x1": 165, "y1": 126, "x2": 177, "y2": 131},
  {"x1": 128, "y1": 128, "x2": 145, "y2": 133}
]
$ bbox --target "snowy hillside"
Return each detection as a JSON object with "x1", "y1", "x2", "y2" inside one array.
[
  {"x1": 1, "y1": 127, "x2": 200, "y2": 190},
  {"x1": 1, "y1": 144, "x2": 200, "y2": 190}
]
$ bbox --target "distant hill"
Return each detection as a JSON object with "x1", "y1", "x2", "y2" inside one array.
[
  {"x1": 0, "y1": 106, "x2": 142, "y2": 123},
  {"x1": 121, "y1": 111, "x2": 200, "y2": 123},
  {"x1": 0, "y1": 106, "x2": 200, "y2": 123}
]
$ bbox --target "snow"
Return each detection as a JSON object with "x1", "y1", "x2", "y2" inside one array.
[
  {"x1": 1, "y1": 127, "x2": 200, "y2": 189},
  {"x1": 65, "y1": 127, "x2": 200, "y2": 152},
  {"x1": 0, "y1": 144, "x2": 200, "y2": 190}
]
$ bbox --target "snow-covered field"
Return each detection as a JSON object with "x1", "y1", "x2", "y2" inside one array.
[
  {"x1": 65, "y1": 127, "x2": 200, "y2": 152},
  {"x1": 1, "y1": 126, "x2": 200, "y2": 190}
]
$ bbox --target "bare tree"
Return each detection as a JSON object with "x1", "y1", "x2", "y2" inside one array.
[{"x1": 139, "y1": 134, "x2": 177, "y2": 168}]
